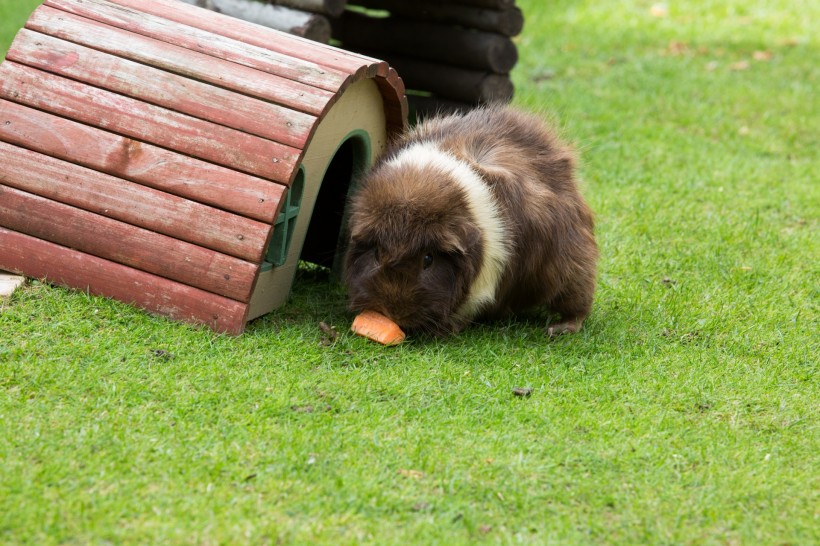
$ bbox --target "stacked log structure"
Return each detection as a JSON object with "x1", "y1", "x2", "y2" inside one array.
[
  {"x1": 337, "y1": 0, "x2": 522, "y2": 117},
  {"x1": 188, "y1": 0, "x2": 523, "y2": 118}
]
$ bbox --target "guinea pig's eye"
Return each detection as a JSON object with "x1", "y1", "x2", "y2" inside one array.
[{"x1": 422, "y1": 253, "x2": 434, "y2": 269}]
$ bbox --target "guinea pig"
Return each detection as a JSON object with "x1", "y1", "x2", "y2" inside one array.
[{"x1": 343, "y1": 104, "x2": 598, "y2": 337}]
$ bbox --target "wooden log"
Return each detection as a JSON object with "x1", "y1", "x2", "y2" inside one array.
[
  {"x1": 351, "y1": 0, "x2": 524, "y2": 36},
  {"x1": 179, "y1": 0, "x2": 332, "y2": 43},
  {"x1": 0, "y1": 228, "x2": 249, "y2": 334},
  {"x1": 440, "y1": 0, "x2": 514, "y2": 9},
  {"x1": 366, "y1": 53, "x2": 513, "y2": 103},
  {"x1": 0, "y1": 99, "x2": 284, "y2": 224},
  {"x1": 332, "y1": 11, "x2": 518, "y2": 73},
  {"x1": 272, "y1": 0, "x2": 347, "y2": 17},
  {"x1": 0, "y1": 141, "x2": 272, "y2": 264},
  {"x1": 42, "y1": 0, "x2": 350, "y2": 92},
  {"x1": 0, "y1": 185, "x2": 259, "y2": 303},
  {"x1": 27, "y1": 6, "x2": 334, "y2": 116},
  {"x1": 406, "y1": 94, "x2": 472, "y2": 120},
  {"x1": 8, "y1": 29, "x2": 316, "y2": 149},
  {"x1": 0, "y1": 62, "x2": 301, "y2": 184}
]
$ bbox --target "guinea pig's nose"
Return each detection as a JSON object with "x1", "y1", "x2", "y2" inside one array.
[{"x1": 374, "y1": 297, "x2": 410, "y2": 325}]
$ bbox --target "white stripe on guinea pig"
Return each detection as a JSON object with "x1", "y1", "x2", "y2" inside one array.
[{"x1": 384, "y1": 142, "x2": 511, "y2": 321}]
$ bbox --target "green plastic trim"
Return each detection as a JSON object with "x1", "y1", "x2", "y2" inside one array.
[
  {"x1": 260, "y1": 130, "x2": 373, "y2": 272},
  {"x1": 262, "y1": 167, "x2": 305, "y2": 271}
]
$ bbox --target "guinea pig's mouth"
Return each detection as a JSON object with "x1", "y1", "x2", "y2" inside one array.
[
  {"x1": 347, "y1": 288, "x2": 456, "y2": 336},
  {"x1": 368, "y1": 306, "x2": 413, "y2": 331},
  {"x1": 384, "y1": 308, "x2": 453, "y2": 337},
  {"x1": 349, "y1": 302, "x2": 437, "y2": 336}
]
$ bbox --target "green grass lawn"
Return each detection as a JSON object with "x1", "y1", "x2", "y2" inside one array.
[{"x1": 1, "y1": 0, "x2": 817, "y2": 544}]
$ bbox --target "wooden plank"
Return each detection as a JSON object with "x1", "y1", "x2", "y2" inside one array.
[
  {"x1": 98, "y1": 0, "x2": 381, "y2": 75},
  {"x1": 0, "y1": 141, "x2": 272, "y2": 263},
  {"x1": 0, "y1": 272, "x2": 26, "y2": 298},
  {"x1": 8, "y1": 29, "x2": 316, "y2": 150},
  {"x1": 0, "y1": 99, "x2": 284, "y2": 224},
  {"x1": 0, "y1": 185, "x2": 259, "y2": 303},
  {"x1": 43, "y1": 0, "x2": 351, "y2": 92},
  {"x1": 0, "y1": 62, "x2": 301, "y2": 184},
  {"x1": 0, "y1": 228, "x2": 249, "y2": 334},
  {"x1": 26, "y1": 6, "x2": 333, "y2": 116},
  {"x1": 27, "y1": 4, "x2": 405, "y2": 132},
  {"x1": 333, "y1": 11, "x2": 519, "y2": 73}
]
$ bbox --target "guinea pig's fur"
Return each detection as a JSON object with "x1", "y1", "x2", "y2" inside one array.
[{"x1": 343, "y1": 105, "x2": 598, "y2": 337}]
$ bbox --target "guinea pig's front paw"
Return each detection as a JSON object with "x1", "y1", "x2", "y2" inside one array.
[{"x1": 546, "y1": 319, "x2": 583, "y2": 338}]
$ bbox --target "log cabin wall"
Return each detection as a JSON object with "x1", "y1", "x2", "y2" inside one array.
[{"x1": 190, "y1": 0, "x2": 523, "y2": 119}]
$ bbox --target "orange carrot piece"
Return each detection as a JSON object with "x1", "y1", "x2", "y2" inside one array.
[{"x1": 351, "y1": 310, "x2": 406, "y2": 346}]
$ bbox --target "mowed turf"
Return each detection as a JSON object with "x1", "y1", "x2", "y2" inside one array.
[{"x1": 0, "y1": 0, "x2": 817, "y2": 544}]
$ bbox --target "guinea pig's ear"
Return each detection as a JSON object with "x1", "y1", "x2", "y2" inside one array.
[
  {"x1": 348, "y1": 222, "x2": 367, "y2": 243},
  {"x1": 441, "y1": 223, "x2": 482, "y2": 255}
]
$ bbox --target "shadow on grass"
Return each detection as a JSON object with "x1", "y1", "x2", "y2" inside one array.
[{"x1": 245, "y1": 263, "x2": 604, "y2": 354}]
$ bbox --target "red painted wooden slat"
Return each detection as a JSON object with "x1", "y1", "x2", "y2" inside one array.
[
  {"x1": 0, "y1": 140, "x2": 272, "y2": 263},
  {"x1": 0, "y1": 227, "x2": 249, "y2": 334},
  {"x1": 0, "y1": 185, "x2": 259, "y2": 303},
  {"x1": 104, "y1": 0, "x2": 384, "y2": 76},
  {"x1": 9, "y1": 29, "x2": 316, "y2": 149},
  {"x1": 43, "y1": 0, "x2": 350, "y2": 92},
  {"x1": 0, "y1": 99, "x2": 285, "y2": 224},
  {"x1": 26, "y1": 6, "x2": 333, "y2": 116},
  {"x1": 0, "y1": 62, "x2": 301, "y2": 184}
]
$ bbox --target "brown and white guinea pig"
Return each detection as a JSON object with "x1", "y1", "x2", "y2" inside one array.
[{"x1": 343, "y1": 104, "x2": 598, "y2": 337}]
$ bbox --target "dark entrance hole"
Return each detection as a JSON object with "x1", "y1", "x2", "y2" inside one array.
[{"x1": 300, "y1": 133, "x2": 370, "y2": 272}]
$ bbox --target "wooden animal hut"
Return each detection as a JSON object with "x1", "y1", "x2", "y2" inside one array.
[{"x1": 0, "y1": 0, "x2": 407, "y2": 334}]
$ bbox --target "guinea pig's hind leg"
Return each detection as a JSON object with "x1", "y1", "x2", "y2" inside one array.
[
  {"x1": 546, "y1": 317, "x2": 585, "y2": 337},
  {"x1": 544, "y1": 282, "x2": 594, "y2": 338}
]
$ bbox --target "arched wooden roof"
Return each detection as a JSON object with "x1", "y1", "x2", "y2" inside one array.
[{"x1": 0, "y1": 0, "x2": 407, "y2": 333}]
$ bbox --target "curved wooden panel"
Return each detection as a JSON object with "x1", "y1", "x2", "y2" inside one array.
[{"x1": 0, "y1": 228, "x2": 249, "y2": 334}]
